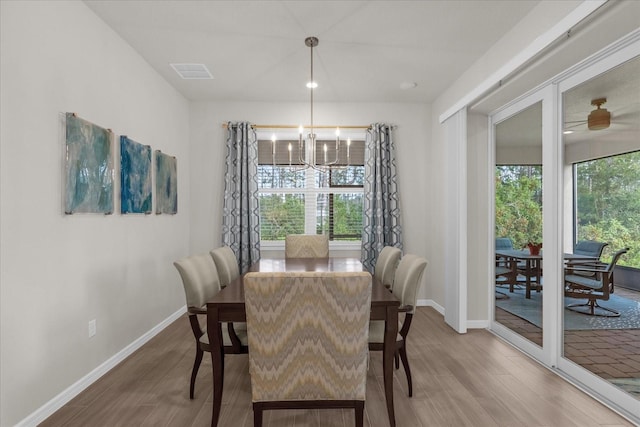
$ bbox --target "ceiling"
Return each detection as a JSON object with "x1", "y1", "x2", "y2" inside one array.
[{"x1": 84, "y1": 0, "x2": 540, "y2": 104}]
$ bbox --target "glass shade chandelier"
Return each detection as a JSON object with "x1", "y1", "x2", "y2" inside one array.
[{"x1": 271, "y1": 37, "x2": 350, "y2": 171}]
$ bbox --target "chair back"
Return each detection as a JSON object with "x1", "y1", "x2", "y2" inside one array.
[
  {"x1": 604, "y1": 248, "x2": 629, "y2": 277},
  {"x1": 574, "y1": 240, "x2": 608, "y2": 258},
  {"x1": 210, "y1": 246, "x2": 240, "y2": 287},
  {"x1": 174, "y1": 253, "x2": 221, "y2": 309},
  {"x1": 244, "y1": 271, "x2": 371, "y2": 402},
  {"x1": 284, "y1": 234, "x2": 329, "y2": 258},
  {"x1": 495, "y1": 238, "x2": 514, "y2": 250},
  {"x1": 374, "y1": 246, "x2": 402, "y2": 289},
  {"x1": 392, "y1": 254, "x2": 428, "y2": 314}
]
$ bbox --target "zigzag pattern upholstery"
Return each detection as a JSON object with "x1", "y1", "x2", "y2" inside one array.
[
  {"x1": 244, "y1": 271, "x2": 371, "y2": 425},
  {"x1": 285, "y1": 234, "x2": 329, "y2": 258}
]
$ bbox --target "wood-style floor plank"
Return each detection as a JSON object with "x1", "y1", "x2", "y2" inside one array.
[{"x1": 39, "y1": 307, "x2": 634, "y2": 426}]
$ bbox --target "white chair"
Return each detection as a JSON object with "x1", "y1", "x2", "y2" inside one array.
[
  {"x1": 210, "y1": 246, "x2": 240, "y2": 288},
  {"x1": 284, "y1": 234, "x2": 329, "y2": 258},
  {"x1": 368, "y1": 254, "x2": 428, "y2": 397},
  {"x1": 174, "y1": 253, "x2": 248, "y2": 399},
  {"x1": 374, "y1": 246, "x2": 402, "y2": 289}
]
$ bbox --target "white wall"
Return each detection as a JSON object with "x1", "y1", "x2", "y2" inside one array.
[
  {"x1": 188, "y1": 100, "x2": 433, "y2": 287},
  {"x1": 0, "y1": 2, "x2": 190, "y2": 425}
]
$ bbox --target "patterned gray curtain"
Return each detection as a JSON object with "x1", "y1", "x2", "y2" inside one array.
[
  {"x1": 222, "y1": 122, "x2": 260, "y2": 273},
  {"x1": 361, "y1": 123, "x2": 403, "y2": 272}
]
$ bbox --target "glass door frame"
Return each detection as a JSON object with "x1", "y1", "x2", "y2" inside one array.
[
  {"x1": 554, "y1": 34, "x2": 640, "y2": 421},
  {"x1": 488, "y1": 85, "x2": 558, "y2": 368},
  {"x1": 489, "y1": 30, "x2": 639, "y2": 423}
]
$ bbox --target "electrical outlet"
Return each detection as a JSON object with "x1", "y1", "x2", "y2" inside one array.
[{"x1": 88, "y1": 319, "x2": 97, "y2": 338}]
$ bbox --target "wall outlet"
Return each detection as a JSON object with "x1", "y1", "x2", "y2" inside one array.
[{"x1": 88, "y1": 319, "x2": 97, "y2": 338}]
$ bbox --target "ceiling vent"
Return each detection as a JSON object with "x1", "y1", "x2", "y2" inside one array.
[{"x1": 170, "y1": 63, "x2": 213, "y2": 79}]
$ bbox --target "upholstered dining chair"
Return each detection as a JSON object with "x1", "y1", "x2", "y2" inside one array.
[
  {"x1": 210, "y1": 246, "x2": 240, "y2": 288},
  {"x1": 284, "y1": 234, "x2": 329, "y2": 258},
  {"x1": 173, "y1": 253, "x2": 248, "y2": 399},
  {"x1": 565, "y1": 247, "x2": 629, "y2": 317},
  {"x1": 368, "y1": 254, "x2": 428, "y2": 397},
  {"x1": 374, "y1": 246, "x2": 402, "y2": 290},
  {"x1": 244, "y1": 271, "x2": 372, "y2": 427}
]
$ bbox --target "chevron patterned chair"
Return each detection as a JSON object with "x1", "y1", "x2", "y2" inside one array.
[
  {"x1": 284, "y1": 234, "x2": 329, "y2": 258},
  {"x1": 244, "y1": 271, "x2": 372, "y2": 427}
]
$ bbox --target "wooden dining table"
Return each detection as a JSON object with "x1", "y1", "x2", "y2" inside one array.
[{"x1": 206, "y1": 257, "x2": 401, "y2": 427}]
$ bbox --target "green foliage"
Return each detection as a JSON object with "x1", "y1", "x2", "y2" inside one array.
[
  {"x1": 576, "y1": 151, "x2": 640, "y2": 268},
  {"x1": 259, "y1": 194, "x2": 304, "y2": 240},
  {"x1": 495, "y1": 166, "x2": 543, "y2": 249}
]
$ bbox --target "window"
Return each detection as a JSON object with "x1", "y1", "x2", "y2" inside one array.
[
  {"x1": 257, "y1": 134, "x2": 365, "y2": 242},
  {"x1": 574, "y1": 150, "x2": 640, "y2": 268},
  {"x1": 495, "y1": 165, "x2": 543, "y2": 249}
]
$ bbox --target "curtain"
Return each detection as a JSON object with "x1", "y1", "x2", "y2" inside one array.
[
  {"x1": 361, "y1": 123, "x2": 403, "y2": 272},
  {"x1": 222, "y1": 122, "x2": 260, "y2": 273}
]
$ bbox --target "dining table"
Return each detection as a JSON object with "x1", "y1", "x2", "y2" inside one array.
[
  {"x1": 495, "y1": 250, "x2": 600, "y2": 298},
  {"x1": 206, "y1": 257, "x2": 401, "y2": 427}
]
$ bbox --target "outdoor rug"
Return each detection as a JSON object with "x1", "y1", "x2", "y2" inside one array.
[{"x1": 495, "y1": 286, "x2": 640, "y2": 330}]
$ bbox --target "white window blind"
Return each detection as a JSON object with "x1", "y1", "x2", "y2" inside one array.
[{"x1": 257, "y1": 137, "x2": 365, "y2": 241}]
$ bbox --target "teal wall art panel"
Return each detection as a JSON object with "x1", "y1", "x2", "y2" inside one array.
[
  {"x1": 155, "y1": 150, "x2": 177, "y2": 214},
  {"x1": 64, "y1": 113, "x2": 114, "y2": 214},
  {"x1": 120, "y1": 136, "x2": 152, "y2": 214}
]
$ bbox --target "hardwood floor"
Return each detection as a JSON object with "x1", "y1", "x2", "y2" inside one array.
[{"x1": 40, "y1": 307, "x2": 634, "y2": 426}]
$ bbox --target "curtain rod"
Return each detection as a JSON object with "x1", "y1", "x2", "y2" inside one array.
[{"x1": 221, "y1": 123, "x2": 371, "y2": 130}]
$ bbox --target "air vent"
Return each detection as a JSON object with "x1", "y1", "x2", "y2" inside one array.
[{"x1": 170, "y1": 63, "x2": 213, "y2": 79}]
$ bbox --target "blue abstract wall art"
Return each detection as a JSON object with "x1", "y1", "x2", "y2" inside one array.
[
  {"x1": 65, "y1": 113, "x2": 114, "y2": 214},
  {"x1": 155, "y1": 150, "x2": 177, "y2": 214},
  {"x1": 120, "y1": 136, "x2": 152, "y2": 214}
]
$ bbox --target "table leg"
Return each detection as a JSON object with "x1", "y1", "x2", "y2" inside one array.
[
  {"x1": 208, "y1": 308, "x2": 224, "y2": 427},
  {"x1": 383, "y1": 305, "x2": 398, "y2": 427}
]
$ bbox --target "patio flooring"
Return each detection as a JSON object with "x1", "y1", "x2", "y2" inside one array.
[{"x1": 495, "y1": 286, "x2": 640, "y2": 392}]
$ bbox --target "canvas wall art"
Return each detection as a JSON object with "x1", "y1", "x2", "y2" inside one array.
[
  {"x1": 120, "y1": 136, "x2": 152, "y2": 214},
  {"x1": 65, "y1": 113, "x2": 114, "y2": 214},
  {"x1": 155, "y1": 150, "x2": 177, "y2": 214}
]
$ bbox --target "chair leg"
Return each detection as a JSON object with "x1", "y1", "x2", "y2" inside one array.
[
  {"x1": 355, "y1": 401, "x2": 364, "y2": 427},
  {"x1": 398, "y1": 343, "x2": 413, "y2": 397},
  {"x1": 190, "y1": 347, "x2": 203, "y2": 399},
  {"x1": 253, "y1": 403, "x2": 263, "y2": 427},
  {"x1": 566, "y1": 299, "x2": 620, "y2": 317},
  {"x1": 394, "y1": 352, "x2": 399, "y2": 369}
]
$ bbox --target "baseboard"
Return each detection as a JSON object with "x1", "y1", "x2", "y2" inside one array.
[
  {"x1": 16, "y1": 306, "x2": 186, "y2": 427},
  {"x1": 417, "y1": 298, "x2": 444, "y2": 315},
  {"x1": 466, "y1": 319, "x2": 490, "y2": 329}
]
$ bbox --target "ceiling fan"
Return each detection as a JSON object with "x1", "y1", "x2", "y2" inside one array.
[{"x1": 564, "y1": 97, "x2": 611, "y2": 132}]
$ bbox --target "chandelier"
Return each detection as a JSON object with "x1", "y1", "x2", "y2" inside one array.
[{"x1": 271, "y1": 37, "x2": 350, "y2": 171}]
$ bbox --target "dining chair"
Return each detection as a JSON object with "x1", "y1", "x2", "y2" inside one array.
[
  {"x1": 369, "y1": 254, "x2": 428, "y2": 397},
  {"x1": 374, "y1": 246, "x2": 402, "y2": 290},
  {"x1": 174, "y1": 253, "x2": 248, "y2": 399},
  {"x1": 210, "y1": 245, "x2": 240, "y2": 288},
  {"x1": 284, "y1": 234, "x2": 329, "y2": 258},
  {"x1": 565, "y1": 247, "x2": 629, "y2": 317},
  {"x1": 244, "y1": 271, "x2": 372, "y2": 427}
]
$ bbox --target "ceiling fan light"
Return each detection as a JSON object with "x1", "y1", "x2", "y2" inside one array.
[{"x1": 588, "y1": 108, "x2": 610, "y2": 130}]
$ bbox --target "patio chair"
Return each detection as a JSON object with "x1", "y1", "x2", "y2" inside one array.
[
  {"x1": 244, "y1": 271, "x2": 371, "y2": 427},
  {"x1": 565, "y1": 247, "x2": 629, "y2": 317}
]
